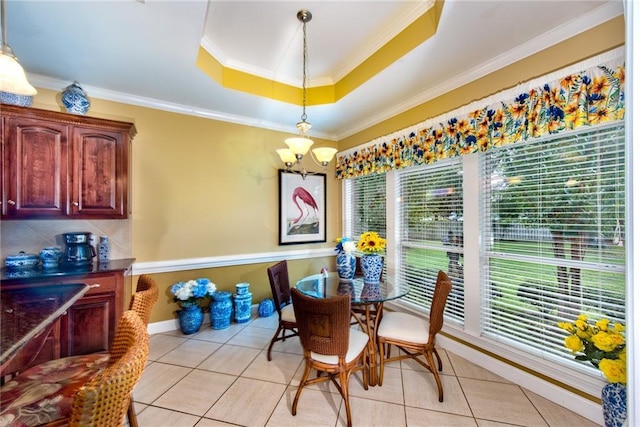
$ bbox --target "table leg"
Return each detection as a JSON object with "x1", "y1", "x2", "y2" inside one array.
[{"x1": 351, "y1": 302, "x2": 383, "y2": 386}]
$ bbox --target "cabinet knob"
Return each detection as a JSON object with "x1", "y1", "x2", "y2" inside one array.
[
  {"x1": 89, "y1": 284, "x2": 101, "y2": 288},
  {"x1": 72, "y1": 202, "x2": 79, "y2": 207},
  {"x1": 7, "y1": 200, "x2": 16, "y2": 205}
]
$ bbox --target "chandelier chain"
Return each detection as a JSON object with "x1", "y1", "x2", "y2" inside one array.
[{"x1": 301, "y1": 16, "x2": 308, "y2": 123}]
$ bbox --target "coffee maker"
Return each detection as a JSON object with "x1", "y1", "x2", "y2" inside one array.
[{"x1": 61, "y1": 232, "x2": 96, "y2": 269}]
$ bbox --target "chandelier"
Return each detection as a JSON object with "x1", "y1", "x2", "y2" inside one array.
[
  {"x1": 276, "y1": 10, "x2": 336, "y2": 178},
  {"x1": 0, "y1": 0, "x2": 37, "y2": 96}
]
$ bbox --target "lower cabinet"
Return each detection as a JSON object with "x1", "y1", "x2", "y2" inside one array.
[{"x1": 1, "y1": 268, "x2": 127, "y2": 373}]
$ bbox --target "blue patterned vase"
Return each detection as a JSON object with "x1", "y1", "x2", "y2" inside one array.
[
  {"x1": 602, "y1": 383, "x2": 627, "y2": 427},
  {"x1": 177, "y1": 303, "x2": 204, "y2": 335},
  {"x1": 336, "y1": 251, "x2": 356, "y2": 281},
  {"x1": 211, "y1": 291, "x2": 232, "y2": 330},
  {"x1": 360, "y1": 254, "x2": 383, "y2": 284},
  {"x1": 258, "y1": 298, "x2": 275, "y2": 317},
  {"x1": 61, "y1": 81, "x2": 90, "y2": 115},
  {"x1": 234, "y1": 283, "x2": 252, "y2": 323}
]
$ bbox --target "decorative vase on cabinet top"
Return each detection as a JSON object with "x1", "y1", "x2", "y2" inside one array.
[{"x1": 61, "y1": 81, "x2": 90, "y2": 115}]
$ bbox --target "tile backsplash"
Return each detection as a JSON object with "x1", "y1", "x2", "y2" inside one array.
[{"x1": 1, "y1": 219, "x2": 131, "y2": 260}]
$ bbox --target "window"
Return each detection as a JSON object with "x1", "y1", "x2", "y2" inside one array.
[
  {"x1": 479, "y1": 123, "x2": 626, "y2": 366},
  {"x1": 395, "y1": 160, "x2": 464, "y2": 323},
  {"x1": 344, "y1": 173, "x2": 386, "y2": 240}
]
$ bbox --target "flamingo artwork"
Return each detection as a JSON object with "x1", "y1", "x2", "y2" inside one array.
[{"x1": 289, "y1": 186, "x2": 319, "y2": 233}]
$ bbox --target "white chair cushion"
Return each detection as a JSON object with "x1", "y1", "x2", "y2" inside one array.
[
  {"x1": 310, "y1": 329, "x2": 369, "y2": 365},
  {"x1": 281, "y1": 303, "x2": 296, "y2": 323},
  {"x1": 377, "y1": 312, "x2": 429, "y2": 344}
]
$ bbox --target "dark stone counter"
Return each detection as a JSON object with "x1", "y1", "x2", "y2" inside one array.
[{"x1": 1, "y1": 258, "x2": 135, "y2": 284}]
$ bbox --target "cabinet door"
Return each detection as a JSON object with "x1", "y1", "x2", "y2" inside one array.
[
  {"x1": 70, "y1": 127, "x2": 127, "y2": 218},
  {"x1": 61, "y1": 292, "x2": 115, "y2": 356},
  {"x1": 2, "y1": 117, "x2": 69, "y2": 217}
]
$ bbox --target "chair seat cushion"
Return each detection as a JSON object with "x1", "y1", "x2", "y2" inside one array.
[
  {"x1": 311, "y1": 329, "x2": 369, "y2": 365},
  {"x1": 0, "y1": 354, "x2": 109, "y2": 426},
  {"x1": 281, "y1": 303, "x2": 296, "y2": 323},
  {"x1": 378, "y1": 312, "x2": 429, "y2": 344}
]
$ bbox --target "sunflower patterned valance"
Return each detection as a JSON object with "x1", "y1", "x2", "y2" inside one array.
[{"x1": 336, "y1": 49, "x2": 625, "y2": 180}]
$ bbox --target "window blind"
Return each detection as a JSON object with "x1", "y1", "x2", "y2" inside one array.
[
  {"x1": 344, "y1": 173, "x2": 387, "y2": 240},
  {"x1": 396, "y1": 160, "x2": 464, "y2": 323},
  {"x1": 479, "y1": 123, "x2": 626, "y2": 364}
]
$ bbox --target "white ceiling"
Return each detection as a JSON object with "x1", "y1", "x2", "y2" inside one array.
[{"x1": 6, "y1": 0, "x2": 623, "y2": 141}]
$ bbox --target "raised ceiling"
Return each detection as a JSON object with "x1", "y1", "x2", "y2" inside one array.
[{"x1": 6, "y1": 0, "x2": 623, "y2": 140}]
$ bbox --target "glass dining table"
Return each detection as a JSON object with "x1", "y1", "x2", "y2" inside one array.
[{"x1": 295, "y1": 274, "x2": 409, "y2": 386}]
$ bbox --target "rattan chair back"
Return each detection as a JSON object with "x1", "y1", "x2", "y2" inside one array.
[
  {"x1": 69, "y1": 310, "x2": 149, "y2": 426},
  {"x1": 291, "y1": 288, "x2": 350, "y2": 357},
  {"x1": 428, "y1": 270, "x2": 452, "y2": 346},
  {"x1": 267, "y1": 260, "x2": 291, "y2": 315},
  {"x1": 129, "y1": 274, "x2": 159, "y2": 325}
]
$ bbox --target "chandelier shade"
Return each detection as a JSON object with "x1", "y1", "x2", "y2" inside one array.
[{"x1": 0, "y1": 0, "x2": 37, "y2": 96}]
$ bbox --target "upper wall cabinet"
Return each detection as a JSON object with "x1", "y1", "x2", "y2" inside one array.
[{"x1": 1, "y1": 105, "x2": 136, "y2": 219}]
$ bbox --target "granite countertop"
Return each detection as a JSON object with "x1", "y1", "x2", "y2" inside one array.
[{"x1": 1, "y1": 258, "x2": 135, "y2": 283}]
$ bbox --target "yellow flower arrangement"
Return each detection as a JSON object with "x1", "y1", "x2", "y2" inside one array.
[
  {"x1": 357, "y1": 231, "x2": 386, "y2": 254},
  {"x1": 557, "y1": 314, "x2": 626, "y2": 383}
]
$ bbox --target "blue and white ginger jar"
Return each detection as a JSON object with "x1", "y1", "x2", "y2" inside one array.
[{"x1": 61, "y1": 81, "x2": 90, "y2": 115}]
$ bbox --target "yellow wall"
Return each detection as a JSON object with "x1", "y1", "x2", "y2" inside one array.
[{"x1": 21, "y1": 16, "x2": 624, "y2": 325}]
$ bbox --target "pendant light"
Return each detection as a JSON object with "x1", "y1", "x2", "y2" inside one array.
[
  {"x1": 277, "y1": 10, "x2": 336, "y2": 178},
  {"x1": 0, "y1": 0, "x2": 37, "y2": 96}
]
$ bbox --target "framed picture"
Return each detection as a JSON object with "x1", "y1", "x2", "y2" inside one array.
[{"x1": 278, "y1": 170, "x2": 327, "y2": 245}]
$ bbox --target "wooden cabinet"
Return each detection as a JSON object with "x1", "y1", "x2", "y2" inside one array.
[
  {"x1": 0, "y1": 264, "x2": 130, "y2": 371},
  {"x1": 1, "y1": 105, "x2": 136, "y2": 219}
]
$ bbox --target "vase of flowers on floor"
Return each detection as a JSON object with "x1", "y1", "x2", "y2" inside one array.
[
  {"x1": 335, "y1": 237, "x2": 357, "y2": 281},
  {"x1": 558, "y1": 314, "x2": 626, "y2": 427},
  {"x1": 357, "y1": 231, "x2": 386, "y2": 284},
  {"x1": 172, "y1": 278, "x2": 217, "y2": 335}
]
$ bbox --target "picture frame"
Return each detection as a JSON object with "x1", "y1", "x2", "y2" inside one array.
[{"x1": 278, "y1": 170, "x2": 327, "y2": 245}]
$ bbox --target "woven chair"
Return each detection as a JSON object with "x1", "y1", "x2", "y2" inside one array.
[
  {"x1": 0, "y1": 310, "x2": 149, "y2": 426},
  {"x1": 377, "y1": 270, "x2": 452, "y2": 401},
  {"x1": 290, "y1": 288, "x2": 369, "y2": 427},
  {"x1": 266, "y1": 260, "x2": 298, "y2": 361},
  {"x1": 125, "y1": 274, "x2": 158, "y2": 426}
]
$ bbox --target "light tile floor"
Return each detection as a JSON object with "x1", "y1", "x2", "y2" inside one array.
[{"x1": 133, "y1": 314, "x2": 600, "y2": 427}]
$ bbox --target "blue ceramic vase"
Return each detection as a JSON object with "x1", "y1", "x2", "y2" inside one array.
[
  {"x1": 258, "y1": 298, "x2": 275, "y2": 317},
  {"x1": 211, "y1": 291, "x2": 232, "y2": 330},
  {"x1": 234, "y1": 283, "x2": 252, "y2": 323},
  {"x1": 360, "y1": 254, "x2": 383, "y2": 284},
  {"x1": 602, "y1": 383, "x2": 627, "y2": 427},
  {"x1": 61, "y1": 81, "x2": 90, "y2": 115},
  {"x1": 177, "y1": 303, "x2": 204, "y2": 335},
  {"x1": 336, "y1": 251, "x2": 356, "y2": 281}
]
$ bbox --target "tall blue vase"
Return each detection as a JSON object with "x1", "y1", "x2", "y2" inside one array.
[
  {"x1": 234, "y1": 283, "x2": 252, "y2": 323},
  {"x1": 211, "y1": 291, "x2": 233, "y2": 330},
  {"x1": 602, "y1": 383, "x2": 627, "y2": 427},
  {"x1": 336, "y1": 251, "x2": 356, "y2": 281},
  {"x1": 177, "y1": 303, "x2": 204, "y2": 335},
  {"x1": 360, "y1": 254, "x2": 383, "y2": 284}
]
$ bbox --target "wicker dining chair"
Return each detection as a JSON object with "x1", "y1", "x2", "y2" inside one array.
[
  {"x1": 376, "y1": 270, "x2": 452, "y2": 402},
  {"x1": 290, "y1": 288, "x2": 369, "y2": 427},
  {"x1": 266, "y1": 260, "x2": 298, "y2": 361},
  {"x1": 125, "y1": 274, "x2": 158, "y2": 426},
  {"x1": 0, "y1": 310, "x2": 149, "y2": 427}
]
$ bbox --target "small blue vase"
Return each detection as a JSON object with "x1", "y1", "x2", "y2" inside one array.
[
  {"x1": 211, "y1": 291, "x2": 233, "y2": 330},
  {"x1": 360, "y1": 254, "x2": 383, "y2": 284},
  {"x1": 602, "y1": 383, "x2": 627, "y2": 427},
  {"x1": 336, "y1": 251, "x2": 356, "y2": 281},
  {"x1": 177, "y1": 303, "x2": 204, "y2": 335},
  {"x1": 61, "y1": 81, "x2": 90, "y2": 115},
  {"x1": 234, "y1": 283, "x2": 252, "y2": 323},
  {"x1": 258, "y1": 298, "x2": 275, "y2": 317}
]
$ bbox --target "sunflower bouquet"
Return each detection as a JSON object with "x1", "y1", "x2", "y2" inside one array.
[
  {"x1": 357, "y1": 231, "x2": 386, "y2": 254},
  {"x1": 557, "y1": 314, "x2": 626, "y2": 383}
]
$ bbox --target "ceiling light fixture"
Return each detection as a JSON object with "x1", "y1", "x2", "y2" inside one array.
[
  {"x1": 0, "y1": 0, "x2": 37, "y2": 96},
  {"x1": 276, "y1": 10, "x2": 336, "y2": 178}
]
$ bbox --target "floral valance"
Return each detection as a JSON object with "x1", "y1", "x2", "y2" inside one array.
[{"x1": 336, "y1": 48, "x2": 626, "y2": 179}]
